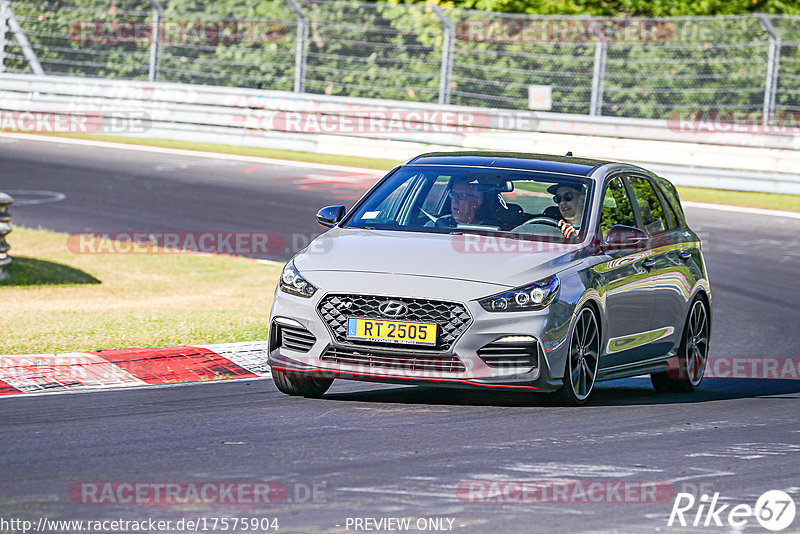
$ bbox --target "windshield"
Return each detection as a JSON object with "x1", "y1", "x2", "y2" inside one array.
[{"x1": 345, "y1": 165, "x2": 593, "y2": 240}]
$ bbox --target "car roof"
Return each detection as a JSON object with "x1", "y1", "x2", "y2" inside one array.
[{"x1": 405, "y1": 151, "x2": 616, "y2": 177}]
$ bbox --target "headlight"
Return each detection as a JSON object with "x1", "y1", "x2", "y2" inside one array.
[
  {"x1": 279, "y1": 260, "x2": 318, "y2": 298},
  {"x1": 479, "y1": 275, "x2": 560, "y2": 312}
]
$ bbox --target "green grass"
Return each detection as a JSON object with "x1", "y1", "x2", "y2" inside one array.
[
  {"x1": 2, "y1": 256, "x2": 101, "y2": 285},
  {"x1": 676, "y1": 186, "x2": 800, "y2": 212},
  {"x1": 0, "y1": 226, "x2": 282, "y2": 354},
  {"x1": 13, "y1": 132, "x2": 800, "y2": 213},
  {"x1": 513, "y1": 181, "x2": 551, "y2": 194}
]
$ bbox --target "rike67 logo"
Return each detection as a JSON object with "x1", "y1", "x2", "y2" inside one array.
[{"x1": 668, "y1": 490, "x2": 796, "y2": 531}]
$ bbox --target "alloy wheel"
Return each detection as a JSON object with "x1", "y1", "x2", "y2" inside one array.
[
  {"x1": 684, "y1": 300, "x2": 709, "y2": 386},
  {"x1": 566, "y1": 307, "x2": 600, "y2": 403}
]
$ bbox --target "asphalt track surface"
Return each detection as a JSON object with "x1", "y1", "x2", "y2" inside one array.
[{"x1": 2, "y1": 136, "x2": 800, "y2": 533}]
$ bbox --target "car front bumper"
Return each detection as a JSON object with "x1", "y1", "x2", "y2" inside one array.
[{"x1": 267, "y1": 274, "x2": 571, "y2": 393}]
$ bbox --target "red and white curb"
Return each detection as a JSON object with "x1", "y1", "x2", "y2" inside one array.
[{"x1": 0, "y1": 341, "x2": 271, "y2": 397}]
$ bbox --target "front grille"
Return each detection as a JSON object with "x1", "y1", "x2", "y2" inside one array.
[
  {"x1": 321, "y1": 345, "x2": 466, "y2": 373},
  {"x1": 317, "y1": 294, "x2": 472, "y2": 351},
  {"x1": 273, "y1": 321, "x2": 316, "y2": 353},
  {"x1": 477, "y1": 339, "x2": 539, "y2": 369}
]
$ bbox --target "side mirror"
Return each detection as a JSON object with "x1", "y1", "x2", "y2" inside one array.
[
  {"x1": 604, "y1": 225, "x2": 649, "y2": 252},
  {"x1": 316, "y1": 205, "x2": 346, "y2": 228}
]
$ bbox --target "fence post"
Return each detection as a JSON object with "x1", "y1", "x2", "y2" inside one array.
[
  {"x1": 0, "y1": 193, "x2": 13, "y2": 281},
  {"x1": 432, "y1": 5, "x2": 454, "y2": 105},
  {"x1": 589, "y1": 39, "x2": 607, "y2": 116},
  {"x1": 146, "y1": 0, "x2": 162, "y2": 82},
  {"x1": 0, "y1": 0, "x2": 9, "y2": 73},
  {"x1": 7, "y1": 3, "x2": 43, "y2": 74},
  {"x1": 757, "y1": 13, "x2": 780, "y2": 128},
  {"x1": 285, "y1": 0, "x2": 307, "y2": 93}
]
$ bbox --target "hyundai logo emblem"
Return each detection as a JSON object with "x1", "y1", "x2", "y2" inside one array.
[{"x1": 378, "y1": 300, "x2": 408, "y2": 318}]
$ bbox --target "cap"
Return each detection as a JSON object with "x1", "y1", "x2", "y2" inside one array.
[{"x1": 547, "y1": 183, "x2": 585, "y2": 195}]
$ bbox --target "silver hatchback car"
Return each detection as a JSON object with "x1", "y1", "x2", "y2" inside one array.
[{"x1": 268, "y1": 152, "x2": 711, "y2": 404}]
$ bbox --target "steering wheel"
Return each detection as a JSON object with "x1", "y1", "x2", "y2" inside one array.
[
  {"x1": 522, "y1": 216, "x2": 560, "y2": 228},
  {"x1": 420, "y1": 208, "x2": 438, "y2": 223},
  {"x1": 511, "y1": 216, "x2": 577, "y2": 240},
  {"x1": 419, "y1": 208, "x2": 445, "y2": 226}
]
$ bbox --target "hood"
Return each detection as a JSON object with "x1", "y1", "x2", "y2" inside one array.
[{"x1": 294, "y1": 228, "x2": 583, "y2": 289}]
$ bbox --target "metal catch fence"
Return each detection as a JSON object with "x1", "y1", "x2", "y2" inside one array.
[{"x1": 1, "y1": 0, "x2": 798, "y2": 123}]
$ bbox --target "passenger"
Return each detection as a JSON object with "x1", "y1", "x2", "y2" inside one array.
[{"x1": 547, "y1": 184, "x2": 586, "y2": 239}]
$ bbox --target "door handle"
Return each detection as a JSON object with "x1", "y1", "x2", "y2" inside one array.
[
  {"x1": 678, "y1": 251, "x2": 692, "y2": 260},
  {"x1": 641, "y1": 258, "x2": 656, "y2": 269}
]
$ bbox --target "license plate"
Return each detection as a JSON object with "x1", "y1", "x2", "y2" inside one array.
[{"x1": 346, "y1": 317, "x2": 437, "y2": 346}]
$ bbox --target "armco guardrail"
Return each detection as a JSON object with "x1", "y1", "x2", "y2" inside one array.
[
  {"x1": 0, "y1": 193, "x2": 13, "y2": 281},
  {"x1": 1, "y1": 73, "x2": 799, "y2": 194}
]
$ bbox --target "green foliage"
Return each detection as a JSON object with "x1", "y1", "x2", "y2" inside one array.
[
  {"x1": 7, "y1": 0, "x2": 298, "y2": 89},
  {"x1": 300, "y1": 1, "x2": 442, "y2": 100},
  {"x1": 157, "y1": 0, "x2": 297, "y2": 89},
  {"x1": 401, "y1": 0, "x2": 800, "y2": 16},
  {"x1": 6, "y1": 0, "x2": 800, "y2": 119}
]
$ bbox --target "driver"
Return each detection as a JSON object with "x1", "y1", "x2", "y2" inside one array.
[
  {"x1": 450, "y1": 178, "x2": 484, "y2": 225},
  {"x1": 428, "y1": 177, "x2": 499, "y2": 227},
  {"x1": 547, "y1": 183, "x2": 586, "y2": 239}
]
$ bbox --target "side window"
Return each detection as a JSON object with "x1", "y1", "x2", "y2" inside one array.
[
  {"x1": 421, "y1": 175, "x2": 451, "y2": 214},
  {"x1": 358, "y1": 174, "x2": 417, "y2": 223},
  {"x1": 600, "y1": 177, "x2": 635, "y2": 238},
  {"x1": 655, "y1": 179, "x2": 683, "y2": 227},
  {"x1": 626, "y1": 176, "x2": 668, "y2": 235},
  {"x1": 655, "y1": 186, "x2": 679, "y2": 229},
  {"x1": 373, "y1": 181, "x2": 409, "y2": 216}
]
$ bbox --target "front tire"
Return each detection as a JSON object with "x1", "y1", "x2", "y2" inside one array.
[
  {"x1": 558, "y1": 306, "x2": 601, "y2": 406},
  {"x1": 651, "y1": 298, "x2": 709, "y2": 393},
  {"x1": 272, "y1": 368, "x2": 333, "y2": 397}
]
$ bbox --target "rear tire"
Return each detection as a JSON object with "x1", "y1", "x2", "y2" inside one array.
[
  {"x1": 557, "y1": 306, "x2": 601, "y2": 406},
  {"x1": 272, "y1": 368, "x2": 333, "y2": 398},
  {"x1": 651, "y1": 297, "x2": 709, "y2": 393}
]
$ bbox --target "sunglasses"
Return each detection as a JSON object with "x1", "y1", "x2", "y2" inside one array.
[
  {"x1": 449, "y1": 191, "x2": 480, "y2": 201},
  {"x1": 553, "y1": 192, "x2": 577, "y2": 203}
]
